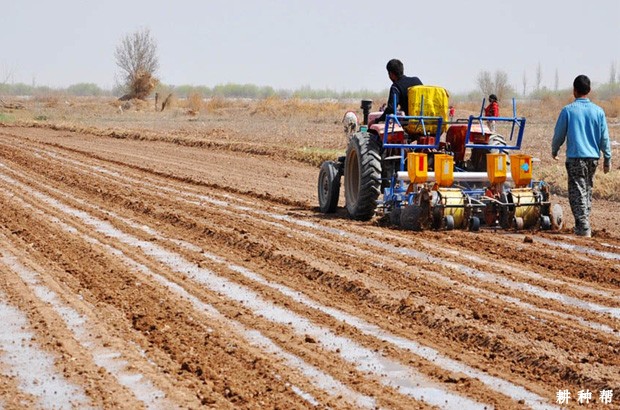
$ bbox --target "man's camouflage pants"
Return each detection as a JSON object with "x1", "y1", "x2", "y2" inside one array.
[{"x1": 565, "y1": 158, "x2": 598, "y2": 235}]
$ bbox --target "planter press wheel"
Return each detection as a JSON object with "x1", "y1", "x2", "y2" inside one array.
[
  {"x1": 469, "y1": 216, "x2": 481, "y2": 232},
  {"x1": 513, "y1": 216, "x2": 525, "y2": 230},
  {"x1": 540, "y1": 215, "x2": 551, "y2": 230},
  {"x1": 444, "y1": 215, "x2": 455, "y2": 230},
  {"x1": 550, "y1": 204, "x2": 564, "y2": 230}
]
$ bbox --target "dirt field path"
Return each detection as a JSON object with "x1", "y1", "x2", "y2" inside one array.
[{"x1": 1, "y1": 126, "x2": 619, "y2": 409}]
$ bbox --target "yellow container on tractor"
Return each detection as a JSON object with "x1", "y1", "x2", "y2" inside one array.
[
  {"x1": 510, "y1": 154, "x2": 533, "y2": 187},
  {"x1": 407, "y1": 152, "x2": 428, "y2": 183},
  {"x1": 486, "y1": 153, "x2": 507, "y2": 184},
  {"x1": 405, "y1": 86, "x2": 449, "y2": 136},
  {"x1": 434, "y1": 154, "x2": 454, "y2": 187}
]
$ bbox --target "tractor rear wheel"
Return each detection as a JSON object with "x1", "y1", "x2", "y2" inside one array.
[
  {"x1": 318, "y1": 160, "x2": 341, "y2": 213},
  {"x1": 344, "y1": 132, "x2": 381, "y2": 220}
]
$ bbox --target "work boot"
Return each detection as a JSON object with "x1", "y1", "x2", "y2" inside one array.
[{"x1": 575, "y1": 229, "x2": 592, "y2": 238}]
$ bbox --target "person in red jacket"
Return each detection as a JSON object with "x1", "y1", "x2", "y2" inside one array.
[{"x1": 484, "y1": 94, "x2": 499, "y2": 132}]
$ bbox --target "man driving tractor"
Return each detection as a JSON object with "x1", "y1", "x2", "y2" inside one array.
[{"x1": 374, "y1": 59, "x2": 423, "y2": 124}]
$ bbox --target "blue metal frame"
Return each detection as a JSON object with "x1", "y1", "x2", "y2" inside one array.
[
  {"x1": 378, "y1": 95, "x2": 529, "y2": 210},
  {"x1": 381, "y1": 93, "x2": 444, "y2": 151},
  {"x1": 464, "y1": 97, "x2": 526, "y2": 150}
]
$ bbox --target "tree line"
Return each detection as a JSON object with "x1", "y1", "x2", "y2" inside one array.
[
  {"x1": 2, "y1": 79, "x2": 618, "y2": 102},
  {"x1": 0, "y1": 81, "x2": 388, "y2": 100}
]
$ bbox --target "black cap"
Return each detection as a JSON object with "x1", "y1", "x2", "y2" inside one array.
[{"x1": 489, "y1": 94, "x2": 498, "y2": 102}]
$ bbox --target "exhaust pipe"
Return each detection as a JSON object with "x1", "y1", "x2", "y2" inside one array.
[{"x1": 360, "y1": 100, "x2": 373, "y2": 125}]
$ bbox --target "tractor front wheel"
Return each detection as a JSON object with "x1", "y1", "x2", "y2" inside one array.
[
  {"x1": 344, "y1": 132, "x2": 381, "y2": 220},
  {"x1": 318, "y1": 160, "x2": 341, "y2": 213}
]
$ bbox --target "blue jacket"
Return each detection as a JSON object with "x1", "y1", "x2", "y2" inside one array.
[{"x1": 552, "y1": 98, "x2": 611, "y2": 165}]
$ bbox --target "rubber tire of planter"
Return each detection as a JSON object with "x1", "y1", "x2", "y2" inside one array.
[
  {"x1": 344, "y1": 132, "x2": 381, "y2": 220},
  {"x1": 514, "y1": 216, "x2": 525, "y2": 230},
  {"x1": 444, "y1": 215, "x2": 455, "y2": 230},
  {"x1": 318, "y1": 160, "x2": 341, "y2": 213},
  {"x1": 550, "y1": 203, "x2": 564, "y2": 230},
  {"x1": 469, "y1": 216, "x2": 481, "y2": 231},
  {"x1": 540, "y1": 215, "x2": 551, "y2": 230}
]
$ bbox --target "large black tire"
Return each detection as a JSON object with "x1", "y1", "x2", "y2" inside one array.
[
  {"x1": 318, "y1": 160, "x2": 341, "y2": 213},
  {"x1": 344, "y1": 132, "x2": 381, "y2": 220}
]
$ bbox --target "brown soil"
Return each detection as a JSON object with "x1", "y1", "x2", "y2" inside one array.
[{"x1": 0, "y1": 108, "x2": 619, "y2": 409}]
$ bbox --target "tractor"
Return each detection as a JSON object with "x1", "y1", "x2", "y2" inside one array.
[{"x1": 317, "y1": 85, "x2": 564, "y2": 232}]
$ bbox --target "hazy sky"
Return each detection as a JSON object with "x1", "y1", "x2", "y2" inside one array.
[{"x1": 1, "y1": 0, "x2": 619, "y2": 94}]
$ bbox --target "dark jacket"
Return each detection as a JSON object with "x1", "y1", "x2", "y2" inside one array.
[{"x1": 377, "y1": 75, "x2": 423, "y2": 122}]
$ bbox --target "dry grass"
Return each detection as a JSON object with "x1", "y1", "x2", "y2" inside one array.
[
  {"x1": 251, "y1": 96, "x2": 346, "y2": 121},
  {"x1": 599, "y1": 97, "x2": 620, "y2": 118},
  {"x1": 125, "y1": 70, "x2": 158, "y2": 100},
  {"x1": 187, "y1": 93, "x2": 204, "y2": 113},
  {"x1": 205, "y1": 96, "x2": 237, "y2": 112},
  {"x1": 34, "y1": 96, "x2": 60, "y2": 108}
]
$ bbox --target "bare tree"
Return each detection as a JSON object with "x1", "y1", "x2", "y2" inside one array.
[
  {"x1": 477, "y1": 69, "x2": 514, "y2": 101},
  {"x1": 476, "y1": 70, "x2": 493, "y2": 97},
  {"x1": 522, "y1": 70, "x2": 527, "y2": 97},
  {"x1": 115, "y1": 28, "x2": 159, "y2": 100},
  {"x1": 0, "y1": 66, "x2": 24, "y2": 109},
  {"x1": 610, "y1": 61, "x2": 617, "y2": 85},
  {"x1": 0, "y1": 66, "x2": 14, "y2": 85},
  {"x1": 493, "y1": 70, "x2": 511, "y2": 101},
  {"x1": 554, "y1": 68, "x2": 559, "y2": 91},
  {"x1": 535, "y1": 62, "x2": 542, "y2": 92},
  {"x1": 0, "y1": 66, "x2": 23, "y2": 109}
]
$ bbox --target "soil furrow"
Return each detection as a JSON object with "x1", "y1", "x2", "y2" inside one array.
[{"x1": 1, "y1": 126, "x2": 619, "y2": 408}]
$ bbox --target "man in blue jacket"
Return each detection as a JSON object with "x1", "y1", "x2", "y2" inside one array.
[{"x1": 552, "y1": 74, "x2": 611, "y2": 237}]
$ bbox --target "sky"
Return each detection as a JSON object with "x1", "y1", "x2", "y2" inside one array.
[{"x1": 1, "y1": 0, "x2": 619, "y2": 94}]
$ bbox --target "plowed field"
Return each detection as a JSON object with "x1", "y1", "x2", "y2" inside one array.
[{"x1": 1, "y1": 119, "x2": 619, "y2": 409}]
